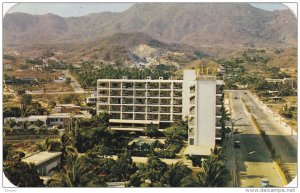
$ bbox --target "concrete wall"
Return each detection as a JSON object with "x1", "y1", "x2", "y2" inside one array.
[{"x1": 195, "y1": 79, "x2": 216, "y2": 148}]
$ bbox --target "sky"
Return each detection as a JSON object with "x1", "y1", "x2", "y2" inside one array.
[{"x1": 6, "y1": 3, "x2": 288, "y2": 17}]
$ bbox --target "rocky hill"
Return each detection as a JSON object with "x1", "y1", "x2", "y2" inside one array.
[{"x1": 4, "y1": 3, "x2": 297, "y2": 49}]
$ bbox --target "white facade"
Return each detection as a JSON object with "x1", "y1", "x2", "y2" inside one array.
[
  {"x1": 97, "y1": 70, "x2": 224, "y2": 155},
  {"x1": 97, "y1": 77, "x2": 183, "y2": 131}
]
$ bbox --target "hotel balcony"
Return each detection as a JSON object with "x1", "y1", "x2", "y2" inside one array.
[
  {"x1": 135, "y1": 83, "x2": 146, "y2": 89},
  {"x1": 98, "y1": 82, "x2": 109, "y2": 88},
  {"x1": 123, "y1": 90, "x2": 133, "y2": 96},
  {"x1": 122, "y1": 113, "x2": 133, "y2": 120},
  {"x1": 216, "y1": 85, "x2": 224, "y2": 94},
  {"x1": 135, "y1": 91, "x2": 146, "y2": 97},
  {"x1": 190, "y1": 84, "x2": 195, "y2": 93},
  {"x1": 98, "y1": 98, "x2": 108, "y2": 103},
  {"x1": 147, "y1": 91, "x2": 159, "y2": 97},
  {"x1": 147, "y1": 107, "x2": 159, "y2": 112},
  {"x1": 216, "y1": 117, "x2": 222, "y2": 127},
  {"x1": 147, "y1": 114, "x2": 158, "y2": 121},
  {"x1": 216, "y1": 106, "x2": 222, "y2": 116},
  {"x1": 173, "y1": 83, "x2": 183, "y2": 90},
  {"x1": 173, "y1": 107, "x2": 182, "y2": 113},
  {"x1": 173, "y1": 91, "x2": 182, "y2": 97},
  {"x1": 148, "y1": 99, "x2": 159, "y2": 105},
  {"x1": 160, "y1": 99, "x2": 171, "y2": 105},
  {"x1": 216, "y1": 129, "x2": 222, "y2": 138},
  {"x1": 110, "y1": 113, "x2": 121, "y2": 119},
  {"x1": 161, "y1": 115, "x2": 171, "y2": 121},
  {"x1": 160, "y1": 91, "x2": 171, "y2": 97},
  {"x1": 122, "y1": 82, "x2": 133, "y2": 89},
  {"x1": 189, "y1": 126, "x2": 195, "y2": 135},
  {"x1": 99, "y1": 90, "x2": 109, "y2": 96},
  {"x1": 123, "y1": 98, "x2": 133, "y2": 104},
  {"x1": 147, "y1": 83, "x2": 159, "y2": 89},
  {"x1": 190, "y1": 98, "x2": 195, "y2": 105},
  {"x1": 173, "y1": 99, "x2": 182, "y2": 105},
  {"x1": 98, "y1": 105, "x2": 108, "y2": 111},
  {"x1": 135, "y1": 114, "x2": 145, "y2": 120},
  {"x1": 216, "y1": 94, "x2": 223, "y2": 105},
  {"x1": 160, "y1": 83, "x2": 171, "y2": 89},
  {"x1": 110, "y1": 98, "x2": 121, "y2": 104},
  {"x1": 161, "y1": 107, "x2": 171, "y2": 113},
  {"x1": 134, "y1": 107, "x2": 145, "y2": 112},
  {"x1": 110, "y1": 106, "x2": 121, "y2": 112},
  {"x1": 173, "y1": 115, "x2": 182, "y2": 121},
  {"x1": 110, "y1": 90, "x2": 121, "y2": 96},
  {"x1": 134, "y1": 98, "x2": 145, "y2": 105},
  {"x1": 110, "y1": 82, "x2": 121, "y2": 89},
  {"x1": 123, "y1": 106, "x2": 133, "y2": 112},
  {"x1": 188, "y1": 117, "x2": 195, "y2": 126}
]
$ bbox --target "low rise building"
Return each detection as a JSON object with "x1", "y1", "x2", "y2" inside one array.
[{"x1": 22, "y1": 151, "x2": 62, "y2": 176}]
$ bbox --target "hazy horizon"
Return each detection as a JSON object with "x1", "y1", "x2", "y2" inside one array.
[{"x1": 6, "y1": 2, "x2": 288, "y2": 17}]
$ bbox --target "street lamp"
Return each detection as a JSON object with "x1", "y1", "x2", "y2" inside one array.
[
  {"x1": 231, "y1": 118, "x2": 243, "y2": 135},
  {"x1": 234, "y1": 151, "x2": 256, "y2": 187}
]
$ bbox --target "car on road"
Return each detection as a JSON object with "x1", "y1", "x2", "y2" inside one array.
[
  {"x1": 234, "y1": 140, "x2": 240, "y2": 148},
  {"x1": 261, "y1": 178, "x2": 269, "y2": 187},
  {"x1": 234, "y1": 96, "x2": 238, "y2": 99},
  {"x1": 244, "y1": 92, "x2": 247, "y2": 94},
  {"x1": 233, "y1": 129, "x2": 239, "y2": 134}
]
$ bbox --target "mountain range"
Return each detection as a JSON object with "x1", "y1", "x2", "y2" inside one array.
[{"x1": 4, "y1": 3, "x2": 297, "y2": 49}]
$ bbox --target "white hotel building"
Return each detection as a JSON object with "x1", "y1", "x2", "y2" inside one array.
[{"x1": 97, "y1": 69, "x2": 224, "y2": 155}]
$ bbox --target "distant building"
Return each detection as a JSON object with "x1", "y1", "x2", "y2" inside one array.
[
  {"x1": 5, "y1": 64, "x2": 12, "y2": 70},
  {"x1": 54, "y1": 75, "x2": 66, "y2": 83},
  {"x1": 86, "y1": 91, "x2": 98, "y2": 104},
  {"x1": 4, "y1": 111, "x2": 92, "y2": 128},
  {"x1": 22, "y1": 151, "x2": 62, "y2": 176},
  {"x1": 265, "y1": 78, "x2": 296, "y2": 88},
  {"x1": 54, "y1": 104, "x2": 81, "y2": 113}
]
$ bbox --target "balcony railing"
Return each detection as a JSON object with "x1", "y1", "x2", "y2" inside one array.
[
  {"x1": 161, "y1": 116, "x2": 171, "y2": 121},
  {"x1": 135, "y1": 83, "x2": 146, "y2": 89}
]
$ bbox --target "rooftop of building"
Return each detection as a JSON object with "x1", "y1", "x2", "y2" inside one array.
[
  {"x1": 22, "y1": 151, "x2": 62, "y2": 166},
  {"x1": 184, "y1": 145, "x2": 212, "y2": 156}
]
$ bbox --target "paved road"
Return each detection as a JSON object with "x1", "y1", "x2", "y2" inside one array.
[
  {"x1": 62, "y1": 70, "x2": 85, "y2": 93},
  {"x1": 240, "y1": 90, "x2": 297, "y2": 181},
  {"x1": 224, "y1": 90, "x2": 284, "y2": 187}
]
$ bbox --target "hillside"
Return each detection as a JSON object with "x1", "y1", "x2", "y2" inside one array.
[
  {"x1": 63, "y1": 32, "x2": 205, "y2": 66},
  {"x1": 4, "y1": 3, "x2": 297, "y2": 49}
]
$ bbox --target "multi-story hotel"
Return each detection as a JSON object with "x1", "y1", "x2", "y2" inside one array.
[{"x1": 97, "y1": 69, "x2": 224, "y2": 155}]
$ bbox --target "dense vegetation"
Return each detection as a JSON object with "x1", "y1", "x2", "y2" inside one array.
[{"x1": 69, "y1": 63, "x2": 178, "y2": 88}]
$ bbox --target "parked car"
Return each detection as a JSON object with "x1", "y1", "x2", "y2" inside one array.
[
  {"x1": 234, "y1": 96, "x2": 238, "y2": 99},
  {"x1": 234, "y1": 140, "x2": 240, "y2": 148},
  {"x1": 261, "y1": 178, "x2": 269, "y2": 187}
]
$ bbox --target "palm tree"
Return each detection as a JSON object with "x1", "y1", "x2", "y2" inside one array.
[
  {"x1": 36, "y1": 138, "x2": 52, "y2": 151},
  {"x1": 18, "y1": 121, "x2": 31, "y2": 130},
  {"x1": 182, "y1": 156, "x2": 229, "y2": 187},
  {"x1": 166, "y1": 162, "x2": 192, "y2": 187}
]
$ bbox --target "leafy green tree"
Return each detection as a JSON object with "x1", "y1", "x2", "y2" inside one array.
[
  {"x1": 65, "y1": 77, "x2": 71, "y2": 85},
  {"x1": 182, "y1": 153, "x2": 229, "y2": 187},
  {"x1": 166, "y1": 162, "x2": 192, "y2": 187},
  {"x1": 143, "y1": 123, "x2": 161, "y2": 138},
  {"x1": 4, "y1": 159, "x2": 45, "y2": 187},
  {"x1": 128, "y1": 154, "x2": 168, "y2": 187},
  {"x1": 20, "y1": 94, "x2": 32, "y2": 117},
  {"x1": 110, "y1": 151, "x2": 137, "y2": 181}
]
